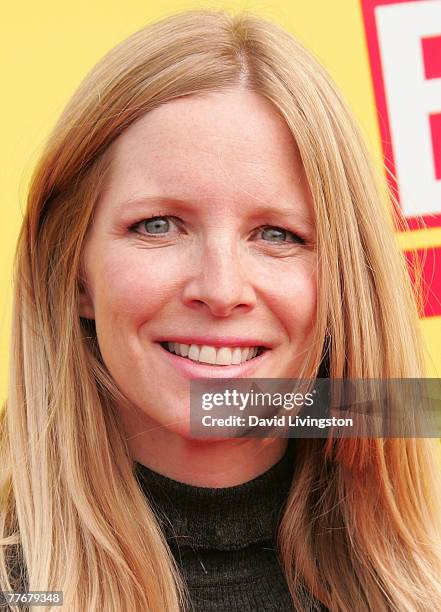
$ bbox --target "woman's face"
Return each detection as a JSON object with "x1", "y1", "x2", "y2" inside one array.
[{"x1": 79, "y1": 90, "x2": 317, "y2": 438}]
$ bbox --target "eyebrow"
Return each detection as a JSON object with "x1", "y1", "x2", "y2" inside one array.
[{"x1": 116, "y1": 194, "x2": 315, "y2": 229}]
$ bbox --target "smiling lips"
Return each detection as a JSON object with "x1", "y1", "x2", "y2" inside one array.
[{"x1": 161, "y1": 342, "x2": 265, "y2": 366}]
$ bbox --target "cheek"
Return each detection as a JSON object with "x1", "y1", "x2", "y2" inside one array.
[
  {"x1": 267, "y1": 262, "x2": 317, "y2": 337},
  {"x1": 92, "y1": 249, "x2": 176, "y2": 327}
]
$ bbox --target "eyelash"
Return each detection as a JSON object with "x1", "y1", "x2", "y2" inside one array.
[{"x1": 129, "y1": 214, "x2": 306, "y2": 245}]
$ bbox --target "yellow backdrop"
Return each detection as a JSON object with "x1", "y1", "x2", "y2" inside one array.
[{"x1": 2, "y1": 0, "x2": 441, "y2": 403}]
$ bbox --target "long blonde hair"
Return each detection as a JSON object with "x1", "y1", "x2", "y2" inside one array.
[{"x1": 1, "y1": 9, "x2": 441, "y2": 611}]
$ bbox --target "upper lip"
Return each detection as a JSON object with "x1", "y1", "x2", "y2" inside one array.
[{"x1": 156, "y1": 335, "x2": 272, "y2": 348}]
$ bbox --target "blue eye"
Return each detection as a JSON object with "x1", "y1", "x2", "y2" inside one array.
[
  {"x1": 260, "y1": 226, "x2": 305, "y2": 244},
  {"x1": 143, "y1": 217, "x2": 171, "y2": 234},
  {"x1": 130, "y1": 215, "x2": 178, "y2": 236},
  {"x1": 130, "y1": 216, "x2": 305, "y2": 245}
]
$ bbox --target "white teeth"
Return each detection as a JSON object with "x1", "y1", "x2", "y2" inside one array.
[
  {"x1": 165, "y1": 342, "x2": 261, "y2": 366},
  {"x1": 188, "y1": 344, "x2": 200, "y2": 361},
  {"x1": 231, "y1": 347, "x2": 243, "y2": 364},
  {"x1": 199, "y1": 346, "x2": 217, "y2": 365},
  {"x1": 179, "y1": 343, "x2": 189, "y2": 357},
  {"x1": 216, "y1": 347, "x2": 233, "y2": 365}
]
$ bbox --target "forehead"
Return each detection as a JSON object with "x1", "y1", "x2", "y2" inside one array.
[{"x1": 99, "y1": 90, "x2": 312, "y2": 220}]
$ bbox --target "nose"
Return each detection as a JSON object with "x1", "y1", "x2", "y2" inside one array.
[{"x1": 181, "y1": 234, "x2": 257, "y2": 318}]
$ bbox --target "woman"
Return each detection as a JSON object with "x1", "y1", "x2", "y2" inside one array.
[{"x1": 1, "y1": 8, "x2": 441, "y2": 611}]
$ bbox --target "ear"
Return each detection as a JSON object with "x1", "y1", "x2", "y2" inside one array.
[{"x1": 78, "y1": 278, "x2": 95, "y2": 320}]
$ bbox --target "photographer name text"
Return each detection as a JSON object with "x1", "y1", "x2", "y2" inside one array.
[{"x1": 201, "y1": 415, "x2": 353, "y2": 429}]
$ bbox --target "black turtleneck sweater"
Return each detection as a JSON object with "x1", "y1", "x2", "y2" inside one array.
[{"x1": 134, "y1": 441, "x2": 327, "y2": 611}]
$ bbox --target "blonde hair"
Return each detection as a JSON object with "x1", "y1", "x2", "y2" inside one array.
[{"x1": 2, "y1": 8, "x2": 441, "y2": 611}]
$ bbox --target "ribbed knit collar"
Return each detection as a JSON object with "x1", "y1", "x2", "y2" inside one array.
[{"x1": 134, "y1": 441, "x2": 296, "y2": 551}]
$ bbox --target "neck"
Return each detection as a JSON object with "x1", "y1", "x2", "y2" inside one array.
[{"x1": 121, "y1": 408, "x2": 288, "y2": 486}]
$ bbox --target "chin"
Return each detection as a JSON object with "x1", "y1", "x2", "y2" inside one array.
[{"x1": 165, "y1": 419, "x2": 235, "y2": 444}]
